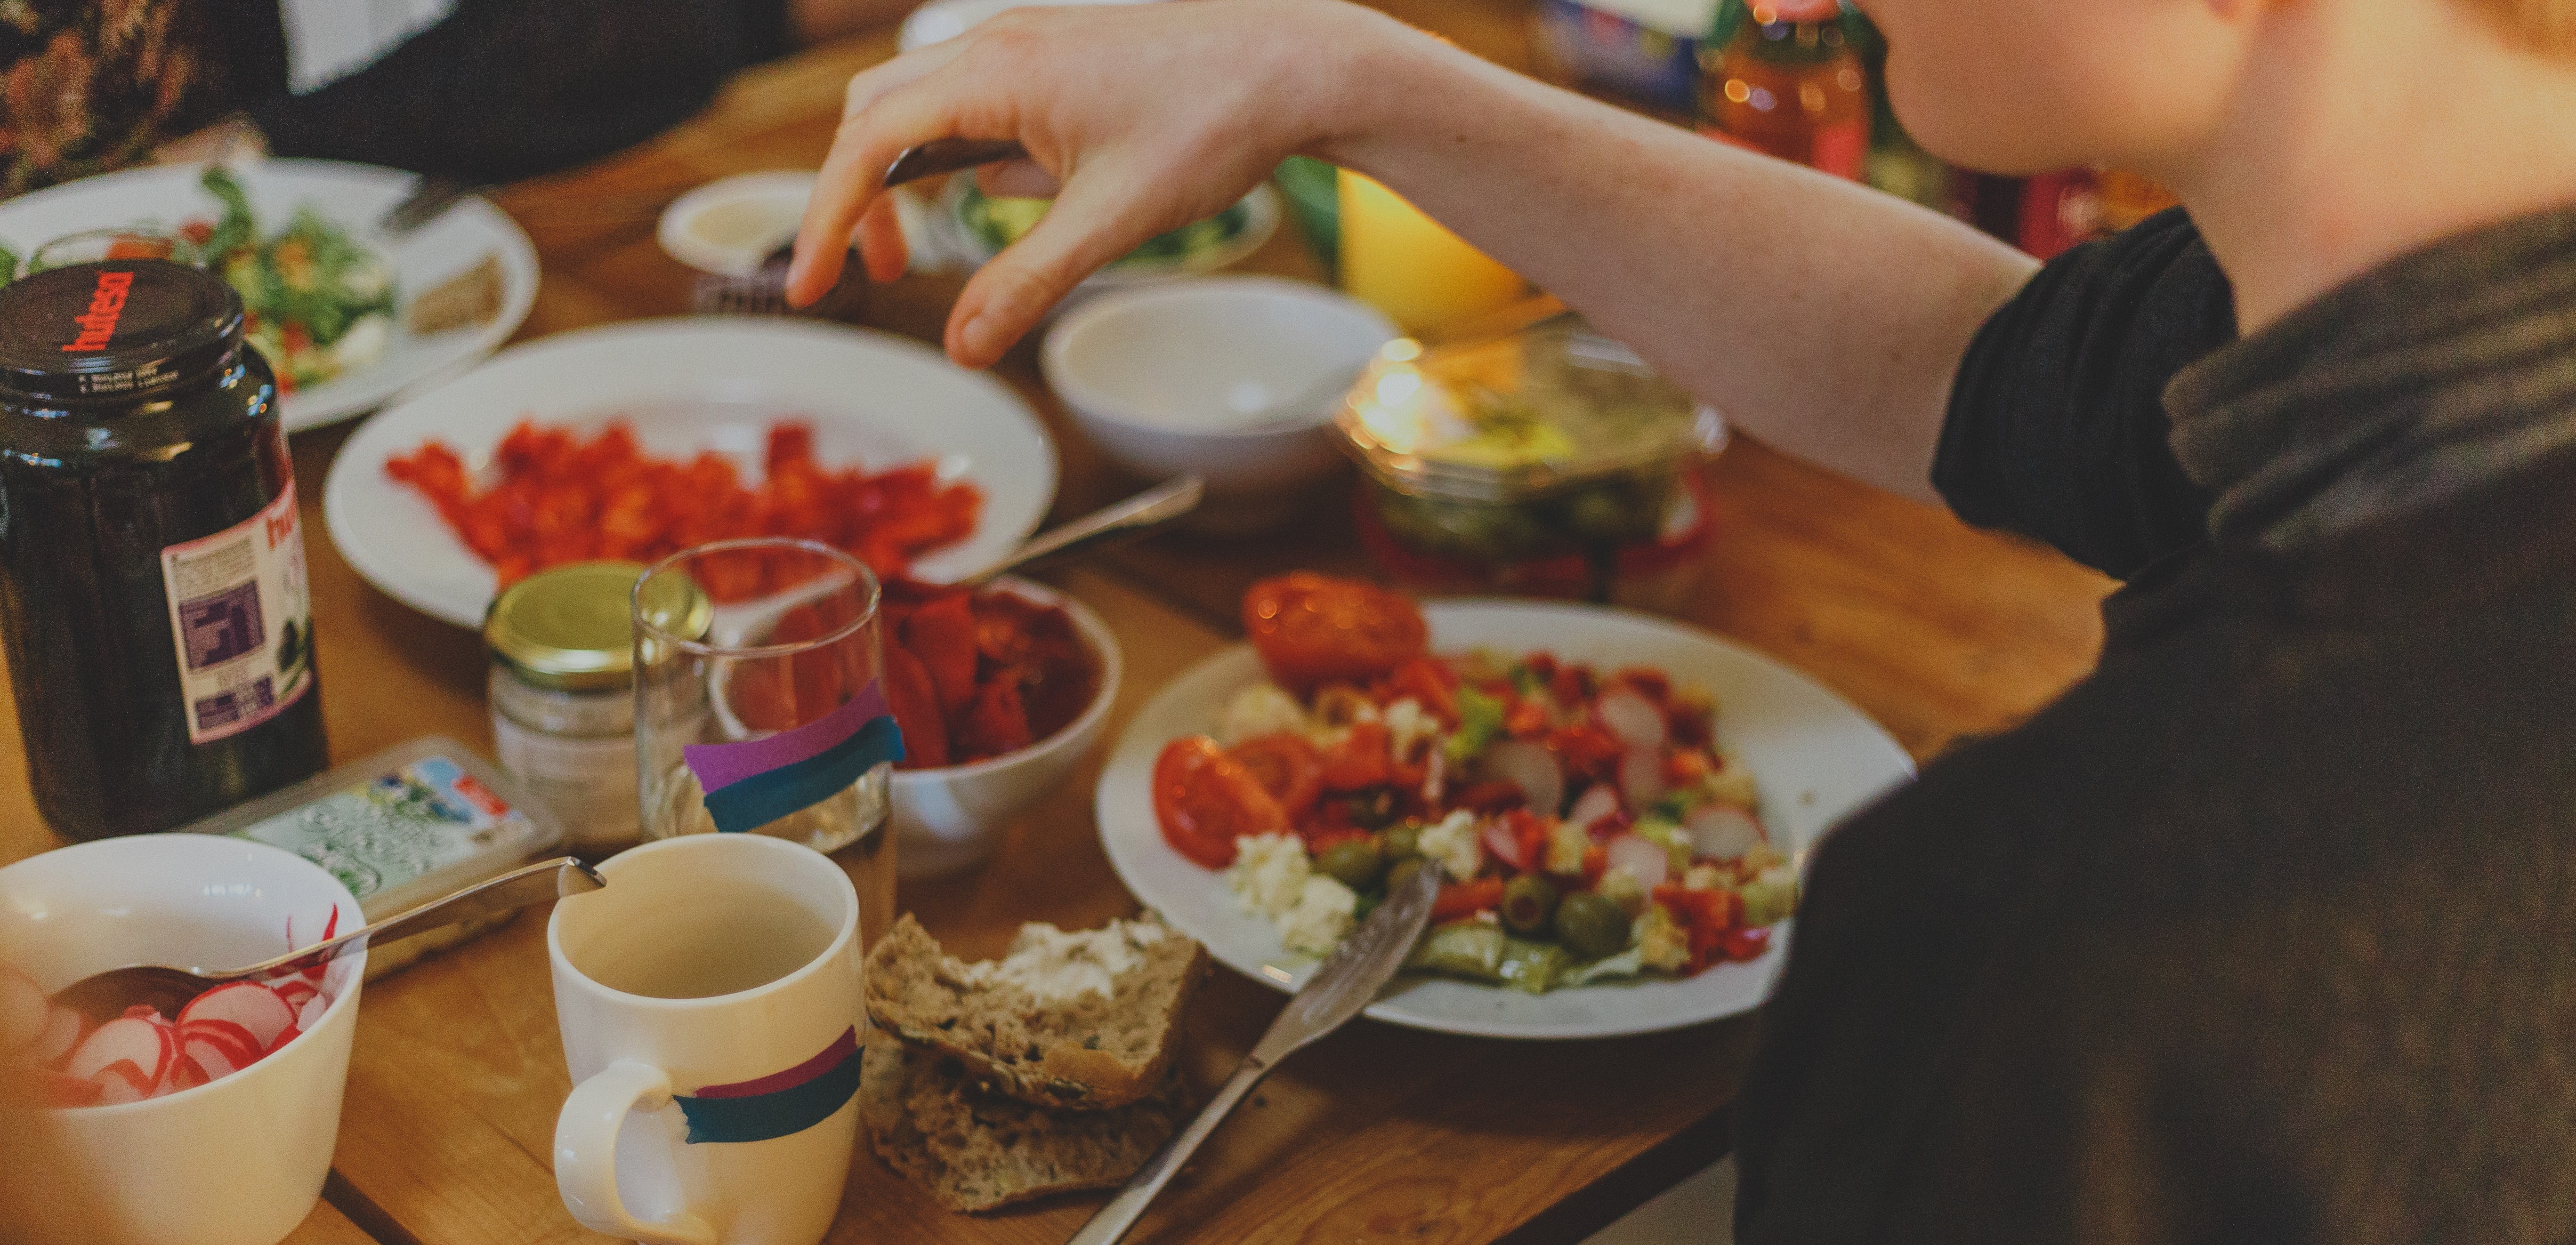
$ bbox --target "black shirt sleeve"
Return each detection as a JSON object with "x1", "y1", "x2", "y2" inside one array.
[
  {"x1": 239, "y1": 0, "x2": 796, "y2": 184},
  {"x1": 1932, "y1": 207, "x2": 2237, "y2": 580}
]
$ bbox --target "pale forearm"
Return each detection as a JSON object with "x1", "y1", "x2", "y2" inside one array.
[{"x1": 1316, "y1": 18, "x2": 2038, "y2": 503}]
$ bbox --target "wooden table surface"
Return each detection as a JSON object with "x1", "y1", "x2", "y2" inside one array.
[{"x1": 0, "y1": 2, "x2": 2114, "y2": 1242}]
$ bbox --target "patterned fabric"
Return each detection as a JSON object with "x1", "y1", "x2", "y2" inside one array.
[{"x1": 0, "y1": 0, "x2": 232, "y2": 197}]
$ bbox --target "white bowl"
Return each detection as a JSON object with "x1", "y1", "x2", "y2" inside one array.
[
  {"x1": 656, "y1": 170, "x2": 818, "y2": 276},
  {"x1": 889, "y1": 578, "x2": 1122, "y2": 878},
  {"x1": 0, "y1": 835, "x2": 367, "y2": 1245},
  {"x1": 1042, "y1": 276, "x2": 1397, "y2": 534}
]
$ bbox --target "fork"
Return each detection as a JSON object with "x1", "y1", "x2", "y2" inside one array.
[{"x1": 688, "y1": 140, "x2": 1031, "y2": 316}]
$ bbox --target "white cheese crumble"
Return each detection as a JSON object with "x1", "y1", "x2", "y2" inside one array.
[
  {"x1": 1279, "y1": 876, "x2": 1357, "y2": 956},
  {"x1": 1217, "y1": 683, "x2": 1309, "y2": 747},
  {"x1": 1381, "y1": 697, "x2": 1441, "y2": 760},
  {"x1": 1418, "y1": 809, "x2": 1484, "y2": 882},
  {"x1": 1227, "y1": 832, "x2": 1312, "y2": 920}
]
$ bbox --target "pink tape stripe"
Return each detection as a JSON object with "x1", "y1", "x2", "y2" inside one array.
[{"x1": 684, "y1": 681, "x2": 890, "y2": 793}]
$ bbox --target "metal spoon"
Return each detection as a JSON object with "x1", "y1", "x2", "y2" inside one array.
[
  {"x1": 956, "y1": 475, "x2": 1203, "y2": 588},
  {"x1": 1063, "y1": 860, "x2": 1442, "y2": 1245},
  {"x1": 51, "y1": 857, "x2": 605, "y2": 1025}
]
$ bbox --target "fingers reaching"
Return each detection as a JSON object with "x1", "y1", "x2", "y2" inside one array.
[
  {"x1": 787, "y1": 46, "x2": 967, "y2": 306},
  {"x1": 944, "y1": 170, "x2": 1177, "y2": 367}
]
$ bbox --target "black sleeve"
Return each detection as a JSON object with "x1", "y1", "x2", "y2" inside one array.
[
  {"x1": 1931, "y1": 207, "x2": 2237, "y2": 580},
  {"x1": 240, "y1": 0, "x2": 796, "y2": 185}
]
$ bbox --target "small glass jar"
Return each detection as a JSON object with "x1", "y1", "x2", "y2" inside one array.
[
  {"x1": 1333, "y1": 313, "x2": 1727, "y2": 608},
  {"x1": 485, "y1": 561, "x2": 649, "y2": 853}
]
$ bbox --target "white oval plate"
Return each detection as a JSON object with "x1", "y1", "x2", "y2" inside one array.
[
  {"x1": 1096, "y1": 600, "x2": 1915, "y2": 1040},
  {"x1": 324, "y1": 317, "x2": 1057, "y2": 628},
  {"x1": 0, "y1": 158, "x2": 538, "y2": 431}
]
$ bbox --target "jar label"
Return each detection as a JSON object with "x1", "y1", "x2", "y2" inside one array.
[{"x1": 159, "y1": 482, "x2": 316, "y2": 743}]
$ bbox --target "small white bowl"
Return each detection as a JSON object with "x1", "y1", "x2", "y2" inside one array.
[
  {"x1": 1042, "y1": 276, "x2": 1398, "y2": 534},
  {"x1": 889, "y1": 577, "x2": 1122, "y2": 878},
  {"x1": 0, "y1": 835, "x2": 366, "y2": 1245},
  {"x1": 656, "y1": 171, "x2": 817, "y2": 276}
]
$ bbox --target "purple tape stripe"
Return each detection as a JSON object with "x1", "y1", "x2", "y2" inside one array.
[{"x1": 686, "y1": 680, "x2": 890, "y2": 793}]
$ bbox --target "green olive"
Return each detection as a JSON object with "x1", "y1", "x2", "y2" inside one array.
[
  {"x1": 1318, "y1": 839, "x2": 1386, "y2": 890},
  {"x1": 1500, "y1": 876, "x2": 1560, "y2": 936},
  {"x1": 1553, "y1": 891, "x2": 1632, "y2": 959},
  {"x1": 1380, "y1": 822, "x2": 1423, "y2": 862},
  {"x1": 1386, "y1": 858, "x2": 1426, "y2": 898}
]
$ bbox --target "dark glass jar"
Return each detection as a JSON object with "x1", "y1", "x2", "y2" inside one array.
[{"x1": 0, "y1": 260, "x2": 329, "y2": 840}]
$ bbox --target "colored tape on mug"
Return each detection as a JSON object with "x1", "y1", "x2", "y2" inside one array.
[{"x1": 676, "y1": 1027, "x2": 862, "y2": 1144}]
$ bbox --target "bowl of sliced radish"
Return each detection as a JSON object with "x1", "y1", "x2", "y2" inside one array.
[{"x1": 0, "y1": 834, "x2": 365, "y2": 1245}]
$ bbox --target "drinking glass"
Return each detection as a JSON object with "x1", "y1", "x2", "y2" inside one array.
[{"x1": 632, "y1": 538, "x2": 897, "y2": 948}]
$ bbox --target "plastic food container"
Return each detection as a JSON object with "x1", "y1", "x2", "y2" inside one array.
[{"x1": 1333, "y1": 313, "x2": 1726, "y2": 608}]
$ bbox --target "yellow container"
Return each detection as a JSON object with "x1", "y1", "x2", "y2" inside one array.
[{"x1": 1336, "y1": 172, "x2": 1528, "y2": 337}]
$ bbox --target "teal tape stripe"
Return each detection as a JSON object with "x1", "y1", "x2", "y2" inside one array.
[
  {"x1": 675, "y1": 1051, "x2": 862, "y2": 1144},
  {"x1": 701, "y1": 715, "x2": 905, "y2": 834}
]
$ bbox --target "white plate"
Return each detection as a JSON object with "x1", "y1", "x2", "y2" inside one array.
[
  {"x1": 323, "y1": 317, "x2": 1058, "y2": 628},
  {"x1": 0, "y1": 158, "x2": 538, "y2": 431},
  {"x1": 1095, "y1": 600, "x2": 1915, "y2": 1040}
]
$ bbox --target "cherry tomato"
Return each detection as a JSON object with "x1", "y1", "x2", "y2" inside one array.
[
  {"x1": 1227, "y1": 733, "x2": 1324, "y2": 817},
  {"x1": 1317, "y1": 720, "x2": 1398, "y2": 792},
  {"x1": 1431, "y1": 876, "x2": 1507, "y2": 922},
  {"x1": 1241, "y1": 573, "x2": 1428, "y2": 693},
  {"x1": 1154, "y1": 737, "x2": 1285, "y2": 869}
]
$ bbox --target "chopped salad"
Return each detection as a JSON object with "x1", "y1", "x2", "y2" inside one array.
[
  {"x1": 1152, "y1": 574, "x2": 1797, "y2": 994},
  {"x1": 176, "y1": 167, "x2": 396, "y2": 393}
]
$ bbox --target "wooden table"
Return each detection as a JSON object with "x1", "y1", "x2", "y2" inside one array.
[{"x1": 0, "y1": 2, "x2": 2114, "y2": 1241}]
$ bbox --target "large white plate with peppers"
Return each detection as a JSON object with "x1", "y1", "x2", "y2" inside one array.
[{"x1": 1095, "y1": 593, "x2": 1915, "y2": 1040}]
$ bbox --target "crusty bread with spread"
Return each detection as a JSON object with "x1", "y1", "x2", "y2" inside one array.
[
  {"x1": 864, "y1": 914, "x2": 1203, "y2": 1111},
  {"x1": 858, "y1": 1027, "x2": 1187, "y2": 1213}
]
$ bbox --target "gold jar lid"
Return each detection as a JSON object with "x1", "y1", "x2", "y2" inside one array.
[{"x1": 485, "y1": 561, "x2": 707, "y2": 692}]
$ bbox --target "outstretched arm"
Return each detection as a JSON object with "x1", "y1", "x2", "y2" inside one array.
[{"x1": 788, "y1": 0, "x2": 2035, "y2": 502}]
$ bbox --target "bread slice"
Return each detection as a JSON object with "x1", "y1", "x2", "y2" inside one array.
[
  {"x1": 859, "y1": 1027, "x2": 1187, "y2": 1212},
  {"x1": 864, "y1": 914, "x2": 1203, "y2": 1111}
]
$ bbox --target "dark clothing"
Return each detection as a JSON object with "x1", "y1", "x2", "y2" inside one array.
[
  {"x1": 227, "y1": 0, "x2": 796, "y2": 184},
  {"x1": 1932, "y1": 207, "x2": 2234, "y2": 579},
  {"x1": 1738, "y1": 206, "x2": 2576, "y2": 1243},
  {"x1": 1, "y1": 0, "x2": 794, "y2": 195}
]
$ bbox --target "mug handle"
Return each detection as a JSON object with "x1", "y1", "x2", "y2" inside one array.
[{"x1": 553, "y1": 1059, "x2": 719, "y2": 1245}]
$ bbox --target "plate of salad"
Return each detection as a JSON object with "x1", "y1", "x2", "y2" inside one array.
[
  {"x1": 0, "y1": 159, "x2": 537, "y2": 431},
  {"x1": 1094, "y1": 575, "x2": 1914, "y2": 1039},
  {"x1": 899, "y1": 174, "x2": 1278, "y2": 294}
]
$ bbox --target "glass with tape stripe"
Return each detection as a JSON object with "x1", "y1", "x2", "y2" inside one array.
[{"x1": 632, "y1": 538, "x2": 897, "y2": 949}]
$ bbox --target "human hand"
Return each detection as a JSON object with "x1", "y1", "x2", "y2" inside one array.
[{"x1": 787, "y1": 0, "x2": 1410, "y2": 367}]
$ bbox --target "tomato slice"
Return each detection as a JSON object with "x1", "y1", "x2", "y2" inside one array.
[
  {"x1": 1227, "y1": 733, "x2": 1324, "y2": 817},
  {"x1": 1242, "y1": 573, "x2": 1428, "y2": 693},
  {"x1": 1317, "y1": 720, "x2": 1397, "y2": 792},
  {"x1": 1154, "y1": 737, "x2": 1285, "y2": 869}
]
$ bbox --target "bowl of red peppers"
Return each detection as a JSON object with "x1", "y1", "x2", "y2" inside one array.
[{"x1": 878, "y1": 576, "x2": 1121, "y2": 879}]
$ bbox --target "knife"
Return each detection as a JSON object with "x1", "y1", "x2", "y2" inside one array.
[
  {"x1": 883, "y1": 138, "x2": 1029, "y2": 188},
  {"x1": 379, "y1": 175, "x2": 481, "y2": 236},
  {"x1": 1063, "y1": 861, "x2": 1444, "y2": 1245}
]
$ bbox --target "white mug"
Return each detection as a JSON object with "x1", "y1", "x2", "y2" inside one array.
[{"x1": 549, "y1": 834, "x2": 864, "y2": 1245}]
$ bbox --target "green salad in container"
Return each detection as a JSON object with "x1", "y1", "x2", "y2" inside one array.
[{"x1": 953, "y1": 178, "x2": 1265, "y2": 273}]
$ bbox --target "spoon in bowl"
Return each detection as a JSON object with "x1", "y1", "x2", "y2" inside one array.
[{"x1": 51, "y1": 856, "x2": 605, "y2": 1026}]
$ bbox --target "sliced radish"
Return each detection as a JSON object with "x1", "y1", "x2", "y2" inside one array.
[
  {"x1": 178, "y1": 1019, "x2": 262, "y2": 1078},
  {"x1": 294, "y1": 991, "x2": 329, "y2": 1033},
  {"x1": 1565, "y1": 784, "x2": 1621, "y2": 832},
  {"x1": 1603, "y1": 833, "x2": 1670, "y2": 889},
  {"x1": 1685, "y1": 803, "x2": 1768, "y2": 861},
  {"x1": 1598, "y1": 691, "x2": 1668, "y2": 750},
  {"x1": 1481, "y1": 740, "x2": 1564, "y2": 819},
  {"x1": 32, "y1": 1067, "x2": 103, "y2": 1108},
  {"x1": 89, "y1": 1059, "x2": 155, "y2": 1106},
  {"x1": 268, "y1": 1024, "x2": 302, "y2": 1053},
  {"x1": 29, "y1": 1006, "x2": 83, "y2": 1067},
  {"x1": 1482, "y1": 819, "x2": 1530, "y2": 873},
  {"x1": 63, "y1": 1016, "x2": 174, "y2": 1086},
  {"x1": 162, "y1": 1053, "x2": 210, "y2": 1095},
  {"x1": 178, "y1": 981, "x2": 295, "y2": 1050},
  {"x1": 0, "y1": 965, "x2": 45, "y2": 1051},
  {"x1": 1619, "y1": 747, "x2": 1667, "y2": 810},
  {"x1": 271, "y1": 979, "x2": 319, "y2": 1009}
]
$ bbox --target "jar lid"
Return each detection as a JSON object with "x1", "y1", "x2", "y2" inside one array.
[
  {"x1": 0, "y1": 260, "x2": 243, "y2": 403},
  {"x1": 1332, "y1": 313, "x2": 1723, "y2": 504},
  {"x1": 485, "y1": 561, "x2": 664, "y2": 692}
]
